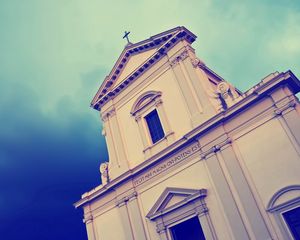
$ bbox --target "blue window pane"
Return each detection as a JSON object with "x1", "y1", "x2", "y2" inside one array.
[
  {"x1": 283, "y1": 207, "x2": 300, "y2": 240},
  {"x1": 145, "y1": 110, "x2": 165, "y2": 144},
  {"x1": 170, "y1": 216, "x2": 206, "y2": 240}
]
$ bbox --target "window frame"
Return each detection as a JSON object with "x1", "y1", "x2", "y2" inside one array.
[
  {"x1": 131, "y1": 91, "x2": 174, "y2": 156},
  {"x1": 144, "y1": 109, "x2": 165, "y2": 144},
  {"x1": 168, "y1": 215, "x2": 206, "y2": 240},
  {"x1": 281, "y1": 206, "x2": 300, "y2": 239},
  {"x1": 146, "y1": 188, "x2": 217, "y2": 240},
  {"x1": 267, "y1": 185, "x2": 300, "y2": 240}
]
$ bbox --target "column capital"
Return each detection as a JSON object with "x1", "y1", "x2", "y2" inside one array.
[
  {"x1": 156, "y1": 224, "x2": 167, "y2": 234},
  {"x1": 155, "y1": 98, "x2": 163, "y2": 107},
  {"x1": 191, "y1": 57, "x2": 206, "y2": 68},
  {"x1": 116, "y1": 191, "x2": 138, "y2": 206},
  {"x1": 200, "y1": 138, "x2": 232, "y2": 159},
  {"x1": 274, "y1": 99, "x2": 297, "y2": 116},
  {"x1": 83, "y1": 215, "x2": 93, "y2": 224},
  {"x1": 135, "y1": 115, "x2": 142, "y2": 122},
  {"x1": 169, "y1": 50, "x2": 189, "y2": 67},
  {"x1": 101, "y1": 107, "x2": 116, "y2": 121}
]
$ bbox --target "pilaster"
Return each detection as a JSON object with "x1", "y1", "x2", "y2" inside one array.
[
  {"x1": 102, "y1": 113, "x2": 118, "y2": 169},
  {"x1": 201, "y1": 144, "x2": 250, "y2": 240},
  {"x1": 219, "y1": 143, "x2": 272, "y2": 239},
  {"x1": 116, "y1": 200, "x2": 135, "y2": 240},
  {"x1": 169, "y1": 54, "x2": 199, "y2": 121},
  {"x1": 195, "y1": 200, "x2": 217, "y2": 240},
  {"x1": 274, "y1": 98, "x2": 300, "y2": 149},
  {"x1": 135, "y1": 115, "x2": 148, "y2": 149},
  {"x1": 83, "y1": 214, "x2": 96, "y2": 240},
  {"x1": 116, "y1": 192, "x2": 147, "y2": 240},
  {"x1": 102, "y1": 107, "x2": 129, "y2": 178},
  {"x1": 127, "y1": 192, "x2": 147, "y2": 240},
  {"x1": 183, "y1": 53, "x2": 215, "y2": 115},
  {"x1": 156, "y1": 223, "x2": 169, "y2": 240}
]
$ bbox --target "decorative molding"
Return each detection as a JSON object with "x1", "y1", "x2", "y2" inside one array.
[
  {"x1": 92, "y1": 27, "x2": 197, "y2": 110},
  {"x1": 154, "y1": 98, "x2": 163, "y2": 107},
  {"x1": 147, "y1": 187, "x2": 207, "y2": 220},
  {"x1": 116, "y1": 191, "x2": 138, "y2": 207},
  {"x1": 101, "y1": 108, "x2": 116, "y2": 121},
  {"x1": 134, "y1": 142, "x2": 201, "y2": 187},
  {"x1": 274, "y1": 99, "x2": 297, "y2": 116},
  {"x1": 83, "y1": 215, "x2": 93, "y2": 224},
  {"x1": 200, "y1": 137, "x2": 232, "y2": 159},
  {"x1": 156, "y1": 224, "x2": 166, "y2": 234},
  {"x1": 191, "y1": 57, "x2": 206, "y2": 68},
  {"x1": 147, "y1": 187, "x2": 216, "y2": 240},
  {"x1": 134, "y1": 115, "x2": 141, "y2": 122},
  {"x1": 131, "y1": 91, "x2": 162, "y2": 116},
  {"x1": 101, "y1": 127, "x2": 106, "y2": 136},
  {"x1": 100, "y1": 162, "x2": 109, "y2": 185},
  {"x1": 267, "y1": 185, "x2": 300, "y2": 211},
  {"x1": 195, "y1": 202, "x2": 209, "y2": 216},
  {"x1": 169, "y1": 50, "x2": 189, "y2": 67}
]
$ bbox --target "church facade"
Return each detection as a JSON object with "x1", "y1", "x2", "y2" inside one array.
[{"x1": 75, "y1": 27, "x2": 300, "y2": 240}]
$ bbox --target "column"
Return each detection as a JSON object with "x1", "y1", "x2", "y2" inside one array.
[
  {"x1": 271, "y1": 90, "x2": 300, "y2": 151},
  {"x1": 203, "y1": 152, "x2": 250, "y2": 239},
  {"x1": 117, "y1": 201, "x2": 135, "y2": 240},
  {"x1": 135, "y1": 116, "x2": 148, "y2": 149},
  {"x1": 195, "y1": 201, "x2": 217, "y2": 240},
  {"x1": 155, "y1": 99, "x2": 175, "y2": 143},
  {"x1": 127, "y1": 193, "x2": 147, "y2": 240},
  {"x1": 84, "y1": 215, "x2": 96, "y2": 240},
  {"x1": 170, "y1": 61, "x2": 199, "y2": 119},
  {"x1": 102, "y1": 115, "x2": 118, "y2": 168},
  {"x1": 108, "y1": 109, "x2": 128, "y2": 169},
  {"x1": 182, "y1": 56, "x2": 216, "y2": 117},
  {"x1": 155, "y1": 99, "x2": 171, "y2": 134},
  {"x1": 156, "y1": 224, "x2": 169, "y2": 240},
  {"x1": 219, "y1": 145, "x2": 272, "y2": 239},
  {"x1": 279, "y1": 101, "x2": 300, "y2": 147}
]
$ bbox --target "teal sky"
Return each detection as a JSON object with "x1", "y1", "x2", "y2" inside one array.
[{"x1": 0, "y1": 0, "x2": 300, "y2": 239}]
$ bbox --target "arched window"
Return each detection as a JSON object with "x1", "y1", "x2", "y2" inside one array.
[
  {"x1": 267, "y1": 185, "x2": 300, "y2": 240},
  {"x1": 131, "y1": 91, "x2": 174, "y2": 155}
]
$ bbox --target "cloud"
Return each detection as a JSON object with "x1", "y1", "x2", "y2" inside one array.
[
  {"x1": 0, "y1": 69, "x2": 107, "y2": 238},
  {"x1": 0, "y1": 0, "x2": 299, "y2": 239}
]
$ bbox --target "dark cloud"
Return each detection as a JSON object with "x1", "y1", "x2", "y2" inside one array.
[
  {"x1": 0, "y1": 74, "x2": 107, "y2": 239},
  {"x1": 0, "y1": 1, "x2": 299, "y2": 239}
]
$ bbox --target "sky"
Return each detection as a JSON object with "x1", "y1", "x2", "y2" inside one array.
[{"x1": 0, "y1": 0, "x2": 300, "y2": 239}]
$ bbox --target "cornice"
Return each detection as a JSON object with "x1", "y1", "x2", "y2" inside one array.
[
  {"x1": 101, "y1": 107, "x2": 116, "y2": 122},
  {"x1": 200, "y1": 137, "x2": 232, "y2": 159},
  {"x1": 274, "y1": 98, "x2": 297, "y2": 116},
  {"x1": 169, "y1": 50, "x2": 189, "y2": 67},
  {"x1": 115, "y1": 191, "x2": 138, "y2": 207},
  {"x1": 91, "y1": 27, "x2": 197, "y2": 111},
  {"x1": 74, "y1": 70, "x2": 300, "y2": 209}
]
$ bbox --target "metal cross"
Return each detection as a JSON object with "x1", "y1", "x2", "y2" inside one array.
[{"x1": 123, "y1": 31, "x2": 131, "y2": 44}]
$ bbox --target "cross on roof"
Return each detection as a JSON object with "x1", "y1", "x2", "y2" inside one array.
[{"x1": 123, "y1": 31, "x2": 131, "y2": 44}]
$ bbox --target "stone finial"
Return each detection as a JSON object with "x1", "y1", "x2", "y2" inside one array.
[{"x1": 100, "y1": 162, "x2": 109, "y2": 185}]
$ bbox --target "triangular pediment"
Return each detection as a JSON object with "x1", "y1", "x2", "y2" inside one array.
[
  {"x1": 113, "y1": 48, "x2": 157, "y2": 89},
  {"x1": 91, "y1": 26, "x2": 197, "y2": 110},
  {"x1": 146, "y1": 187, "x2": 207, "y2": 220}
]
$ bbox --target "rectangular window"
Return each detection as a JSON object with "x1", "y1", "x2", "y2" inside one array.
[
  {"x1": 170, "y1": 216, "x2": 206, "y2": 240},
  {"x1": 283, "y1": 206, "x2": 300, "y2": 239},
  {"x1": 145, "y1": 109, "x2": 165, "y2": 144}
]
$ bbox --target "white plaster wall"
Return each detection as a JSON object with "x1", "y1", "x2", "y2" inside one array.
[
  {"x1": 235, "y1": 118, "x2": 300, "y2": 208},
  {"x1": 138, "y1": 158, "x2": 231, "y2": 240},
  {"x1": 114, "y1": 48, "x2": 157, "y2": 87},
  {"x1": 93, "y1": 207, "x2": 127, "y2": 240},
  {"x1": 117, "y1": 68, "x2": 192, "y2": 168}
]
